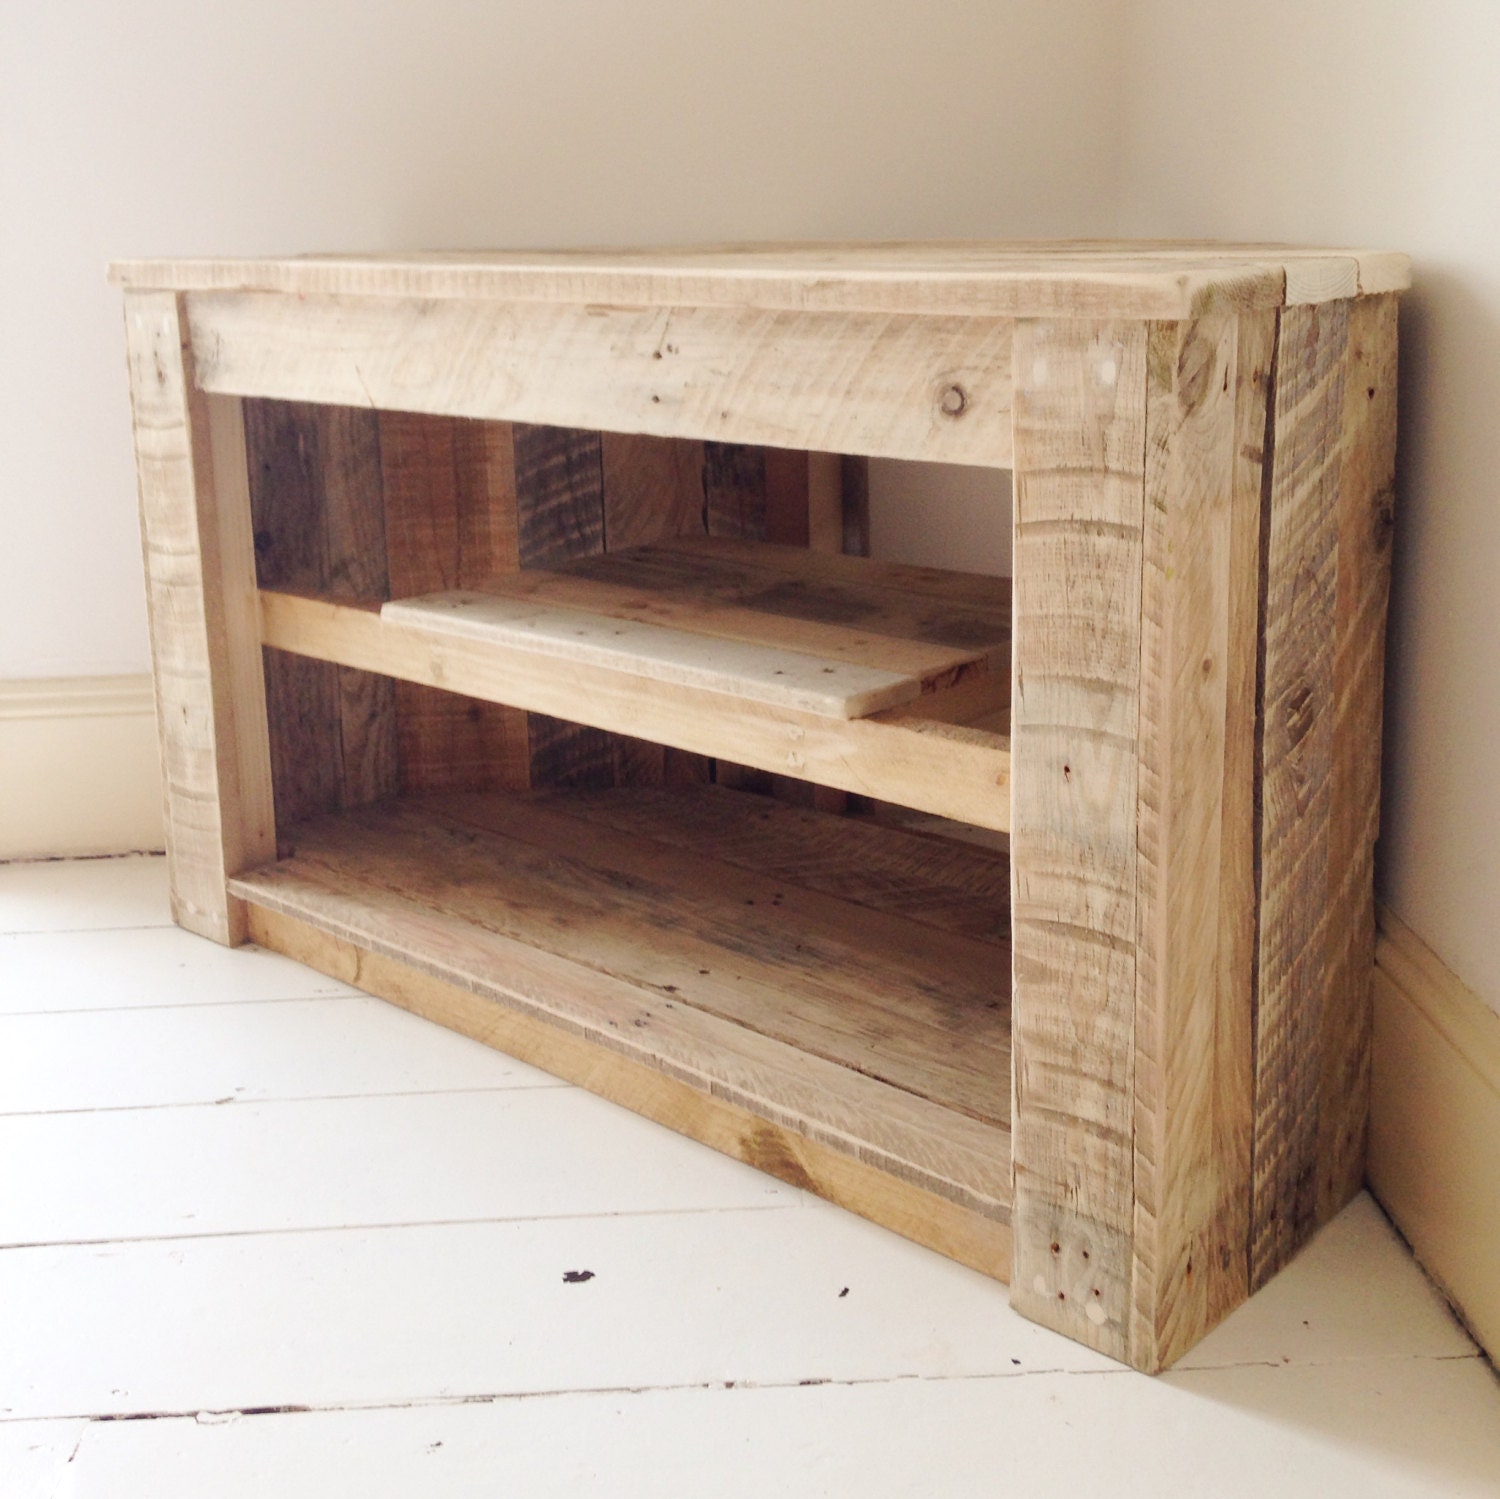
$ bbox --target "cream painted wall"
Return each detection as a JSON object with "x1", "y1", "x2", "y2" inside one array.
[
  {"x1": 1118, "y1": 0, "x2": 1500, "y2": 1017},
  {"x1": 0, "y1": 0, "x2": 1125, "y2": 680}
]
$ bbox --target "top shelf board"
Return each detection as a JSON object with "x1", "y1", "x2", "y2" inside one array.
[{"x1": 108, "y1": 240, "x2": 1410, "y2": 321}]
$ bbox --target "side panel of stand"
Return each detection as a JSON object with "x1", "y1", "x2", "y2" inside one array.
[
  {"x1": 1008, "y1": 312, "x2": 1272, "y2": 1371},
  {"x1": 123, "y1": 292, "x2": 275, "y2": 943}
]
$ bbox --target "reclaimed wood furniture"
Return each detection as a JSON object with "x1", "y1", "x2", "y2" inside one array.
[{"x1": 112, "y1": 243, "x2": 1406, "y2": 1371}]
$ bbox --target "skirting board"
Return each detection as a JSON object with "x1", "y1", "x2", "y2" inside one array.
[
  {"x1": 1370, "y1": 903, "x2": 1500, "y2": 1362},
  {"x1": 0, "y1": 675, "x2": 165, "y2": 860}
]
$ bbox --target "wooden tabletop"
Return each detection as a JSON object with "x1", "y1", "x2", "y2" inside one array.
[{"x1": 109, "y1": 241, "x2": 1409, "y2": 320}]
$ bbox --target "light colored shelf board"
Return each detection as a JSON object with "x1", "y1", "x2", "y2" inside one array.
[
  {"x1": 228, "y1": 789, "x2": 1012, "y2": 1222},
  {"x1": 383, "y1": 537, "x2": 1009, "y2": 721},
  {"x1": 380, "y1": 593, "x2": 922, "y2": 719}
]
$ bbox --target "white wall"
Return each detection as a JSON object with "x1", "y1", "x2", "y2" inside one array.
[
  {"x1": 1117, "y1": 0, "x2": 1500, "y2": 1018},
  {"x1": 0, "y1": 0, "x2": 1125, "y2": 680}
]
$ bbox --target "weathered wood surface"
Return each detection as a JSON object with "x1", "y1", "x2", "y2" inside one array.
[
  {"x1": 450, "y1": 564, "x2": 991, "y2": 687},
  {"x1": 1318, "y1": 295, "x2": 1398, "y2": 1219},
  {"x1": 259, "y1": 589, "x2": 1012, "y2": 831},
  {"x1": 179, "y1": 294, "x2": 1019, "y2": 468},
  {"x1": 382, "y1": 592, "x2": 930, "y2": 719},
  {"x1": 112, "y1": 241, "x2": 1410, "y2": 318},
  {"x1": 531, "y1": 784, "x2": 1010, "y2": 946},
  {"x1": 244, "y1": 400, "x2": 398, "y2": 832},
  {"x1": 382, "y1": 535, "x2": 1010, "y2": 720},
  {"x1": 1128, "y1": 312, "x2": 1271, "y2": 1368},
  {"x1": 1250, "y1": 302, "x2": 1348, "y2": 1288},
  {"x1": 230, "y1": 787, "x2": 1012, "y2": 1211},
  {"x1": 244, "y1": 902, "x2": 1013, "y2": 1278},
  {"x1": 1250, "y1": 296, "x2": 1399, "y2": 1282},
  {"x1": 123, "y1": 292, "x2": 274, "y2": 943},
  {"x1": 1008, "y1": 318, "x2": 1150, "y2": 1360},
  {"x1": 377, "y1": 411, "x2": 531, "y2": 795}
]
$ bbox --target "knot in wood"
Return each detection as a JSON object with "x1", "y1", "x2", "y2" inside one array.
[{"x1": 938, "y1": 383, "x2": 969, "y2": 418}]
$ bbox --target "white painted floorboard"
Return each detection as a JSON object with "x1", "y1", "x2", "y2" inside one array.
[
  {"x1": 0, "y1": 925, "x2": 359, "y2": 1014},
  {"x1": 0, "y1": 854, "x2": 1496, "y2": 1498}
]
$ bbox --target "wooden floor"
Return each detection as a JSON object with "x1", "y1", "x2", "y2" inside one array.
[{"x1": 2, "y1": 853, "x2": 1497, "y2": 1498}]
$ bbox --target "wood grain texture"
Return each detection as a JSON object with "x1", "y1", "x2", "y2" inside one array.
[
  {"x1": 258, "y1": 590, "x2": 1012, "y2": 831},
  {"x1": 113, "y1": 241, "x2": 1411, "y2": 317},
  {"x1": 600, "y1": 432, "x2": 705, "y2": 550},
  {"x1": 1008, "y1": 319, "x2": 1149, "y2": 1360},
  {"x1": 182, "y1": 294, "x2": 1018, "y2": 468},
  {"x1": 1317, "y1": 295, "x2": 1398, "y2": 1218},
  {"x1": 441, "y1": 565, "x2": 994, "y2": 689},
  {"x1": 123, "y1": 293, "x2": 273, "y2": 943},
  {"x1": 380, "y1": 533, "x2": 1009, "y2": 722},
  {"x1": 381, "y1": 592, "x2": 930, "y2": 719},
  {"x1": 528, "y1": 784, "x2": 1010, "y2": 946},
  {"x1": 511, "y1": 423, "x2": 655, "y2": 790},
  {"x1": 229, "y1": 787, "x2": 1013, "y2": 1212},
  {"x1": 1127, "y1": 313, "x2": 1270, "y2": 1369},
  {"x1": 703, "y1": 443, "x2": 767, "y2": 540},
  {"x1": 379, "y1": 411, "x2": 530, "y2": 794},
  {"x1": 243, "y1": 903, "x2": 1013, "y2": 1278},
  {"x1": 1250, "y1": 301, "x2": 1349, "y2": 1288},
  {"x1": 242, "y1": 402, "x2": 338, "y2": 830}
]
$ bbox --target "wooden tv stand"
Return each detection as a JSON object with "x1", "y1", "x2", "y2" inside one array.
[{"x1": 112, "y1": 243, "x2": 1406, "y2": 1371}]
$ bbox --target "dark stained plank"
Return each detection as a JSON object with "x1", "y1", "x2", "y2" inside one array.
[
  {"x1": 703, "y1": 442, "x2": 767, "y2": 540},
  {"x1": 380, "y1": 411, "x2": 530, "y2": 794}
]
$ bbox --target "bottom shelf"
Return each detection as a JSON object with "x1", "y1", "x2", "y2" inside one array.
[{"x1": 228, "y1": 784, "x2": 1013, "y2": 1274}]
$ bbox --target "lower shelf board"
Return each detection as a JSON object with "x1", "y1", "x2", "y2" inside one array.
[{"x1": 227, "y1": 785, "x2": 1014, "y2": 1275}]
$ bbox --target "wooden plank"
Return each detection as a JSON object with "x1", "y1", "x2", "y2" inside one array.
[
  {"x1": 234, "y1": 796, "x2": 1010, "y2": 1189},
  {"x1": 252, "y1": 798, "x2": 1009, "y2": 1123},
  {"x1": 703, "y1": 443, "x2": 767, "y2": 539},
  {"x1": 808, "y1": 451, "x2": 845, "y2": 554},
  {"x1": 563, "y1": 541, "x2": 1011, "y2": 659},
  {"x1": 320, "y1": 407, "x2": 399, "y2": 807},
  {"x1": 242, "y1": 401, "x2": 343, "y2": 832},
  {"x1": 510, "y1": 423, "x2": 638, "y2": 790},
  {"x1": 381, "y1": 591, "x2": 935, "y2": 720},
  {"x1": 1251, "y1": 300, "x2": 1349, "y2": 1288},
  {"x1": 243, "y1": 400, "x2": 398, "y2": 829},
  {"x1": 1008, "y1": 318, "x2": 1148, "y2": 1362},
  {"x1": 257, "y1": 591, "x2": 1012, "y2": 831},
  {"x1": 600, "y1": 432, "x2": 705, "y2": 550},
  {"x1": 764, "y1": 448, "x2": 812, "y2": 546},
  {"x1": 113, "y1": 241, "x2": 1413, "y2": 318},
  {"x1": 453, "y1": 568, "x2": 991, "y2": 688},
  {"x1": 1127, "y1": 312, "x2": 1270, "y2": 1369},
  {"x1": 184, "y1": 294, "x2": 1019, "y2": 468},
  {"x1": 841, "y1": 454, "x2": 872, "y2": 557},
  {"x1": 666, "y1": 534, "x2": 1014, "y2": 614},
  {"x1": 379, "y1": 411, "x2": 530, "y2": 794},
  {"x1": 1318, "y1": 295, "x2": 1399, "y2": 1218},
  {"x1": 241, "y1": 904, "x2": 1013, "y2": 1277},
  {"x1": 123, "y1": 293, "x2": 274, "y2": 944},
  {"x1": 527, "y1": 783, "x2": 1010, "y2": 946}
]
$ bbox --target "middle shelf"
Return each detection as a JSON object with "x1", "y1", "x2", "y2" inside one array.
[{"x1": 258, "y1": 535, "x2": 1013, "y2": 831}]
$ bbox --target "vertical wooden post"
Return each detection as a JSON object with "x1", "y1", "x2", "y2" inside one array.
[
  {"x1": 124, "y1": 292, "x2": 274, "y2": 943},
  {"x1": 1009, "y1": 312, "x2": 1271, "y2": 1370},
  {"x1": 1010, "y1": 318, "x2": 1150, "y2": 1361}
]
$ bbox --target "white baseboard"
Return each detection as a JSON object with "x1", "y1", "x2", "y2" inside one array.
[
  {"x1": 0, "y1": 675, "x2": 165, "y2": 860},
  {"x1": 1371, "y1": 903, "x2": 1500, "y2": 1362}
]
